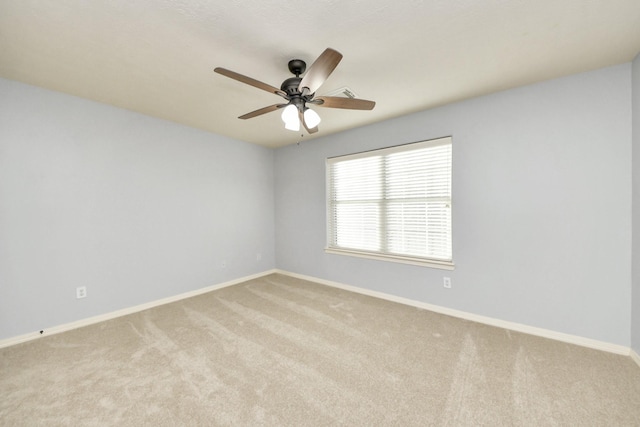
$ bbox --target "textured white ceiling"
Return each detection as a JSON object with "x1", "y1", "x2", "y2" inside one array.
[{"x1": 1, "y1": 0, "x2": 639, "y2": 148}]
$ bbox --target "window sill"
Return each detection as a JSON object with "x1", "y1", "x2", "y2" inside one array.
[{"x1": 324, "y1": 248, "x2": 455, "y2": 270}]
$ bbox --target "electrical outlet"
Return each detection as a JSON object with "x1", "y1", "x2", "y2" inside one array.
[
  {"x1": 256, "y1": 253, "x2": 262, "y2": 261},
  {"x1": 76, "y1": 286, "x2": 87, "y2": 299},
  {"x1": 443, "y1": 277, "x2": 452, "y2": 289}
]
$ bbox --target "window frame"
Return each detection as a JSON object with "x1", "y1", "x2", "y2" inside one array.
[{"x1": 325, "y1": 136, "x2": 454, "y2": 270}]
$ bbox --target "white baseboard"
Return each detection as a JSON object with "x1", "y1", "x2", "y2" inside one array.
[
  {"x1": 631, "y1": 349, "x2": 640, "y2": 369},
  {"x1": 4, "y1": 268, "x2": 635, "y2": 363},
  {"x1": 0, "y1": 269, "x2": 277, "y2": 349},
  {"x1": 275, "y1": 269, "x2": 632, "y2": 357}
]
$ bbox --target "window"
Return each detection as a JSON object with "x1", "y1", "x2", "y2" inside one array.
[{"x1": 326, "y1": 136, "x2": 452, "y2": 269}]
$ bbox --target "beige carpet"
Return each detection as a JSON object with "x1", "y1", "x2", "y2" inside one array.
[{"x1": 1, "y1": 273, "x2": 639, "y2": 426}]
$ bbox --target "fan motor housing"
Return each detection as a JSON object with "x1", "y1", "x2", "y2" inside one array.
[{"x1": 281, "y1": 77, "x2": 302, "y2": 97}]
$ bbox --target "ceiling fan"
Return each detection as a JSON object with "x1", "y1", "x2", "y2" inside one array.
[{"x1": 214, "y1": 48, "x2": 375, "y2": 134}]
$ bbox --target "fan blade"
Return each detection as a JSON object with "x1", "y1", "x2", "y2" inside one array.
[
  {"x1": 299, "y1": 109, "x2": 318, "y2": 134},
  {"x1": 314, "y1": 96, "x2": 375, "y2": 110},
  {"x1": 298, "y1": 48, "x2": 343, "y2": 95},
  {"x1": 238, "y1": 104, "x2": 287, "y2": 120},
  {"x1": 214, "y1": 67, "x2": 287, "y2": 98}
]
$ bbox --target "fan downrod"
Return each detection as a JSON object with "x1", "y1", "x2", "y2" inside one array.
[{"x1": 281, "y1": 60, "x2": 306, "y2": 97}]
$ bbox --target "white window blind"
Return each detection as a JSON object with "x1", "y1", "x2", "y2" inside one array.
[{"x1": 326, "y1": 137, "x2": 452, "y2": 266}]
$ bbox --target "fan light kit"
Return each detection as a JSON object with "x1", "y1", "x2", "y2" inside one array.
[{"x1": 214, "y1": 48, "x2": 375, "y2": 134}]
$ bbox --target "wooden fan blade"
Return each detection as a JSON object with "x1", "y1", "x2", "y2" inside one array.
[
  {"x1": 299, "y1": 110, "x2": 318, "y2": 134},
  {"x1": 298, "y1": 48, "x2": 343, "y2": 95},
  {"x1": 238, "y1": 104, "x2": 286, "y2": 120},
  {"x1": 214, "y1": 67, "x2": 287, "y2": 98},
  {"x1": 314, "y1": 96, "x2": 375, "y2": 110}
]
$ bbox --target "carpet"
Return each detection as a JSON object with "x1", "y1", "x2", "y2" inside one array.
[{"x1": 1, "y1": 273, "x2": 639, "y2": 425}]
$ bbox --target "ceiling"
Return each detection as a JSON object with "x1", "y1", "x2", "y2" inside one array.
[{"x1": 1, "y1": 1, "x2": 639, "y2": 148}]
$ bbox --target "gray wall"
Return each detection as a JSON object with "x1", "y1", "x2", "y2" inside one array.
[
  {"x1": 633, "y1": 53, "x2": 640, "y2": 355},
  {"x1": 2, "y1": 61, "x2": 636, "y2": 348},
  {"x1": 0, "y1": 78, "x2": 275, "y2": 340},
  {"x1": 275, "y1": 64, "x2": 632, "y2": 346}
]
